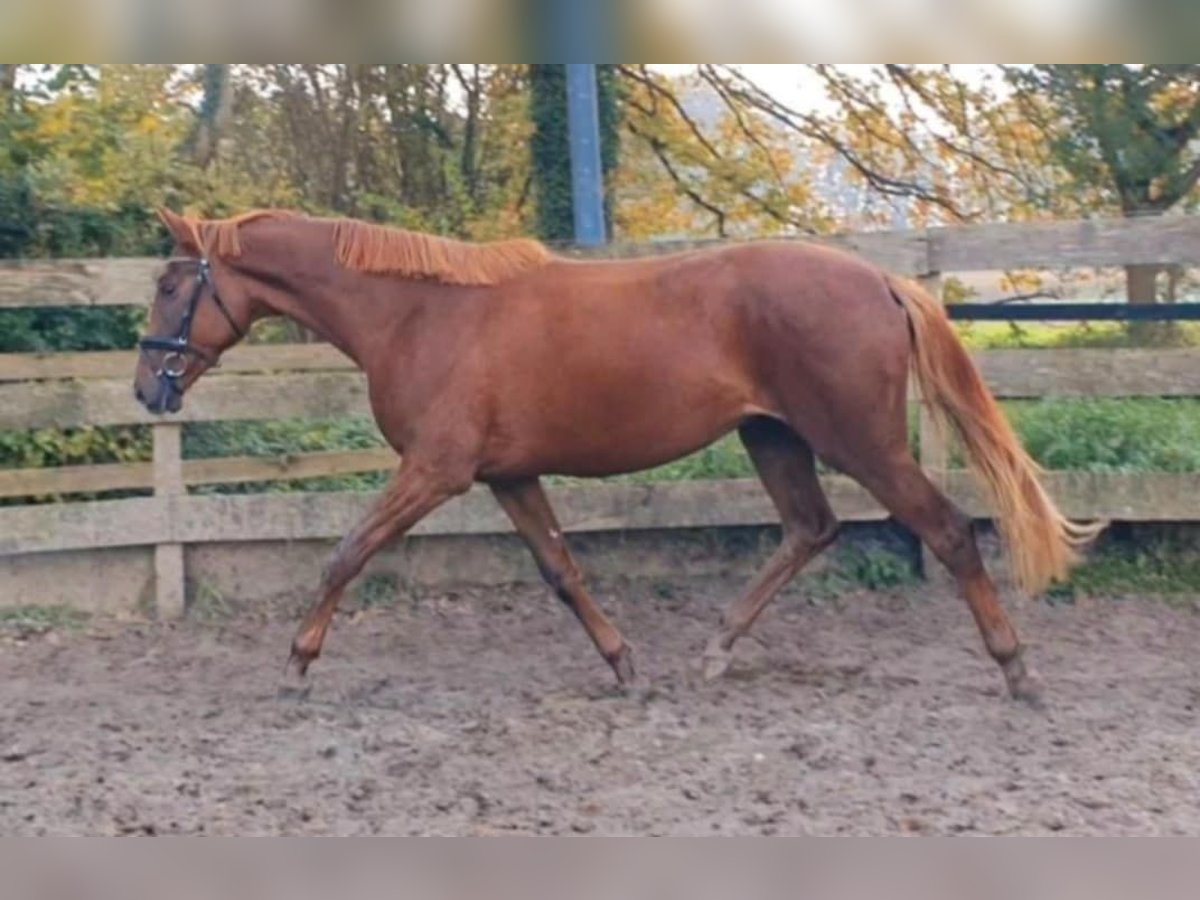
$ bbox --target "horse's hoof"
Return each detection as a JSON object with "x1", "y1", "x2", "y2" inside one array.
[
  {"x1": 276, "y1": 667, "x2": 312, "y2": 703},
  {"x1": 278, "y1": 646, "x2": 315, "y2": 701},
  {"x1": 702, "y1": 636, "x2": 734, "y2": 682},
  {"x1": 276, "y1": 681, "x2": 312, "y2": 703},
  {"x1": 608, "y1": 644, "x2": 636, "y2": 686},
  {"x1": 287, "y1": 636, "x2": 320, "y2": 676},
  {"x1": 1003, "y1": 656, "x2": 1046, "y2": 710}
]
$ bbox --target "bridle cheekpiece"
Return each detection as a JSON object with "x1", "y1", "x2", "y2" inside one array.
[{"x1": 138, "y1": 257, "x2": 245, "y2": 396}]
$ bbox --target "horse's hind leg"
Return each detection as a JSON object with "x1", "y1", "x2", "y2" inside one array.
[
  {"x1": 703, "y1": 417, "x2": 839, "y2": 681},
  {"x1": 845, "y1": 450, "x2": 1041, "y2": 704},
  {"x1": 489, "y1": 478, "x2": 634, "y2": 685}
]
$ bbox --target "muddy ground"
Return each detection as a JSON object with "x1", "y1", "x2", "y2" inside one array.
[{"x1": 1, "y1": 580, "x2": 1197, "y2": 836}]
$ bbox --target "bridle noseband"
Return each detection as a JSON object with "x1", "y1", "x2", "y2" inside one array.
[{"x1": 138, "y1": 258, "x2": 245, "y2": 394}]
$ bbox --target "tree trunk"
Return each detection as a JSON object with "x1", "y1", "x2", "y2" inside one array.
[
  {"x1": 529, "y1": 65, "x2": 574, "y2": 242},
  {"x1": 1125, "y1": 263, "x2": 1179, "y2": 345},
  {"x1": 0, "y1": 65, "x2": 17, "y2": 114},
  {"x1": 188, "y1": 65, "x2": 234, "y2": 168}
]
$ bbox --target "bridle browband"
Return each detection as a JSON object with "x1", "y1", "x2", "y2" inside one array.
[{"x1": 138, "y1": 257, "x2": 245, "y2": 394}]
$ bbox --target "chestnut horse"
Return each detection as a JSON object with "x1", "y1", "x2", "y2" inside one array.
[{"x1": 135, "y1": 209, "x2": 1099, "y2": 703}]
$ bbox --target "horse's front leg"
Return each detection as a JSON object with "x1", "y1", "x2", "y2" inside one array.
[{"x1": 286, "y1": 458, "x2": 469, "y2": 679}]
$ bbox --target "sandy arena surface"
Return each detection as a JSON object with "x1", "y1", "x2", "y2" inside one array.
[{"x1": 1, "y1": 580, "x2": 1197, "y2": 836}]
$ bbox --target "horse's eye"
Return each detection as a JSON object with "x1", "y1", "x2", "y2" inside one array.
[{"x1": 161, "y1": 282, "x2": 176, "y2": 297}]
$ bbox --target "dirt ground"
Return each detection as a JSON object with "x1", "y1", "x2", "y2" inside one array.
[{"x1": 1, "y1": 579, "x2": 1197, "y2": 836}]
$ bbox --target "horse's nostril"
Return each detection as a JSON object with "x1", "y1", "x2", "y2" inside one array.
[{"x1": 134, "y1": 384, "x2": 146, "y2": 403}]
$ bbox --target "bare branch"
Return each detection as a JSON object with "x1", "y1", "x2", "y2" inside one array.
[
  {"x1": 625, "y1": 119, "x2": 728, "y2": 237},
  {"x1": 698, "y1": 65, "x2": 973, "y2": 220}
]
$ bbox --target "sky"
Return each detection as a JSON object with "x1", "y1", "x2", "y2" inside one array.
[{"x1": 651, "y1": 64, "x2": 994, "y2": 114}]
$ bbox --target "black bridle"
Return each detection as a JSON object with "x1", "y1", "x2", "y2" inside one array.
[{"x1": 138, "y1": 258, "x2": 245, "y2": 395}]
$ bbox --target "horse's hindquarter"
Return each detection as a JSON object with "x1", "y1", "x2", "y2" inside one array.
[{"x1": 477, "y1": 253, "x2": 767, "y2": 478}]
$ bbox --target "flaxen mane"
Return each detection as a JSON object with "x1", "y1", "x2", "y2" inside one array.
[
  {"x1": 178, "y1": 209, "x2": 297, "y2": 259},
  {"x1": 177, "y1": 210, "x2": 551, "y2": 287},
  {"x1": 332, "y1": 218, "x2": 552, "y2": 286}
]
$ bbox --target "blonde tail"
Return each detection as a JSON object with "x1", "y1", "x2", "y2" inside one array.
[{"x1": 887, "y1": 274, "x2": 1104, "y2": 594}]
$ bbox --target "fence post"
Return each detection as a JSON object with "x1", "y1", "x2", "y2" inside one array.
[
  {"x1": 152, "y1": 422, "x2": 186, "y2": 618},
  {"x1": 916, "y1": 272, "x2": 951, "y2": 584}
]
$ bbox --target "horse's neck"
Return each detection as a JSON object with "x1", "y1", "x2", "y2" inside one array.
[
  {"x1": 245, "y1": 220, "x2": 436, "y2": 369},
  {"x1": 260, "y1": 271, "x2": 367, "y2": 366},
  {"x1": 267, "y1": 265, "x2": 430, "y2": 371}
]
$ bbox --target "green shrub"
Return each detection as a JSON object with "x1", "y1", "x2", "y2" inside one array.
[
  {"x1": 1006, "y1": 398, "x2": 1200, "y2": 473},
  {"x1": 1049, "y1": 532, "x2": 1200, "y2": 599},
  {"x1": 958, "y1": 321, "x2": 1200, "y2": 350},
  {"x1": 184, "y1": 418, "x2": 390, "y2": 495}
]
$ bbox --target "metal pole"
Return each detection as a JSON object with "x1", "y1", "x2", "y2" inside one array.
[{"x1": 565, "y1": 64, "x2": 607, "y2": 246}]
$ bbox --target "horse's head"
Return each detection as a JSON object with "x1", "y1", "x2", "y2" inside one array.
[{"x1": 134, "y1": 209, "x2": 256, "y2": 414}]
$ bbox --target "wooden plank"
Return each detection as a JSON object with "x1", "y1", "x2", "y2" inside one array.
[
  {"x1": 0, "y1": 448, "x2": 397, "y2": 499},
  {"x1": 931, "y1": 215, "x2": 1200, "y2": 272},
  {"x1": 0, "y1": 461, "x2": 153, "y2": 498},
  {"x1": 154, "y1": 423, "x2": 184, "y2": 494},
  {"x1": 4, "y1": 346, "x2": 1197, "y2": 431},
  {"x1": 0, "y1": 258, "x2": 159, "y2": 308},
  {"x1": 0, "y1": 371, "x2": 371, "y2": 429},
  {"x1": 4, "y1": 471, "x2": 1198, "y2": 557},
  {"x1": 0, "y1": 496, "x2": 168, "y2": 555},
  {"x1": 183, "y1": 447, "x2": 396, "y2": 486},
  {"x1": 976, "y1": 348, "x2": 1200, "y2": 399},
  {"x1": 821, "y1": 230, "x2": 931, "y2": 274},
  {"x1": 3, "y1": 217, "x2": 1199, "y2": 312},
  {"x1": 0, "y1": 229, "x2": 927, "y2": 312},
  {"x1": 152, "y1": 423, "x2": 185, "y2": 619},
  {"x1": 573, "y1": 230, "x2": 930, "y2": 273},
  {"x1": 169, "y1": 476, "x2": 889, "y2": 545},
  {"x1": 943, "y1": 470, "x2": 1200, "y2": 521},
  {"x1": 0, "y1": 477, "x2": 882, "y2": 555},
  {"x1": 0, "y1": 343, "x2": 354, "y2": 382}
]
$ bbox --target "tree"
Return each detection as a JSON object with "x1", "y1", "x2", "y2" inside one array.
[
  {"x1": 629, "y1": 65, "x2": 1200, "y2": 308},
  {"x1": 528, "y1": 64, "x2": 620, "y2": 242},
  {"x1": 611, "y1": 65, "x2": 831, "y2": 239},
  {"x1": 229, "y1": 65, "x2": 537, "y2": 238},
  {"x1": 677, "y1": 64, "x2": 1057, "y2": 230},
  {"x1": 1006, "y1": 65, "x2": 1200, "y2": 303},
  {"x1": 184, "y1": 64, "x2": 233, "y2": 168},
  {"x1": 528, "y1": 65, "x2": 572, "y2": 241}
]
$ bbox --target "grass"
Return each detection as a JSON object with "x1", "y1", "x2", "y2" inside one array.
[
  {"x1": 189, "y1": 580, "x2": 234, "y2": 622},
  {"x1": 0, "y1": 605, "x2": 90, "y2": 636},
  {"x1": 798, "y1": 544, "x2": 918, "y2": 602},
  {"x1": 1046, "y1": 531, "x2": 1200, "y2": 603},
  {"x1": 168, "y1": 320, "x2": 1200, "y2": 493},
  {"x1": 3, "y1": 322, "x2": 1199, "y2": 503},
  {"x1": 957, "y1": 320, "x2": 1200, "y2": 350},
  {"x1": 172, "y1": 393, "x2": 1200, "y2": 497},
  {"x1": 786, "y1": 529, "x2": 1200, "y2": 604},
  {"x1": 354, "y1": 572, "x2": 400, "y2": 609},
  {"x1": 1007, "y1": 398, "x2": 1200, "y2": 473},
  {"x1": 184, "y1": 417, "x2": 390, "y2": 495}
]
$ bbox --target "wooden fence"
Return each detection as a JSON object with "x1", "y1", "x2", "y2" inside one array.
[{"x1": 3, "y1": 215, "x2": 1200, "y2": 616}]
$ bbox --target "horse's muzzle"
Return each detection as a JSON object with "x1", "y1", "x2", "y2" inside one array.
[{"x1": 134, "y1": 379, "x2": 183, "y2": 414}]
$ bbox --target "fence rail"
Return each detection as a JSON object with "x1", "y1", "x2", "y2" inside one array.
[
  {"x1": 6, "y1": 213, "x2": 1200, "y2": 310},
  {"x1": 3, "y1": 214, "x2": 1200, "y2": 616},
  {"x1": 947, "y1": 303, "x2": 1200, "y2": 321}
]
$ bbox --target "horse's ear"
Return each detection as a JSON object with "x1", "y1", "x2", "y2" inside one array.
[{"x1": 157, "y1": 207, "x2": 201, "y2": 255}]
